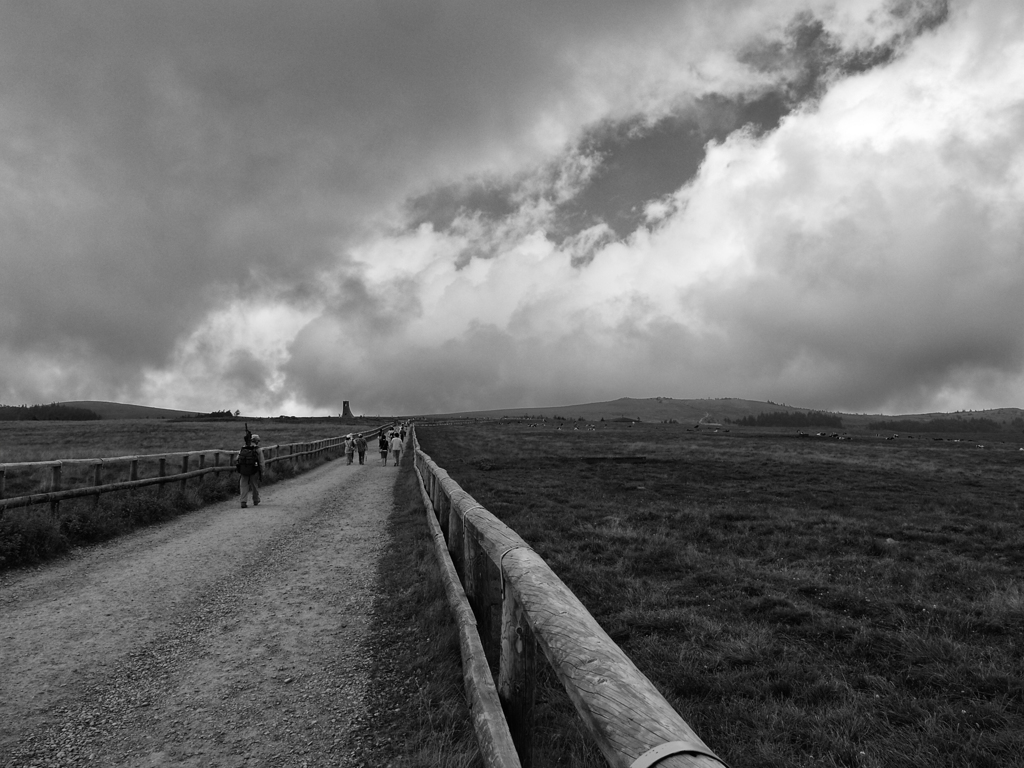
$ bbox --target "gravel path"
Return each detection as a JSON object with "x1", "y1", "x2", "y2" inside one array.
[{"x1": 0, "y1": 459, "x2": 397, "y2": 767}]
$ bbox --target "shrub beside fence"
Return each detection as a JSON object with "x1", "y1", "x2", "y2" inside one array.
[
  {"x1": 0, "y1": 427, "x2": 386, "y2": 517},
  {"x1": 411, "y1": 426, "x2": 729, "y2": 768}
]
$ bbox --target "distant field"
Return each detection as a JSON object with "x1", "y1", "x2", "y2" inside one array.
[
  {"x1": 0, "y1": 417, "x2": 385, "y2": 498},
  {"x1": 0, "y1": 417, "x2": 390, "y2": 570},
  {"x1": 415, "y1": 421, "x2": 1024, "y2": 768},
  {"x1": 0, "y1": 417, "x2": 380, "y2": 461}
]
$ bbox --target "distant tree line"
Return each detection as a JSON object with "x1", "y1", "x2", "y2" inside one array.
[
  {"x1": 867, "y1": 417, "x2": 1003, "y2": 433},
  {"x1": 0, "y1": 403, "x2": 101, "y2": 421},
  {"x1": 731, "y1": 411, "x2": 844, "y2": 428}
]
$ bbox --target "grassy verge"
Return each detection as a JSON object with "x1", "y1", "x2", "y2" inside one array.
[
  {"x1": 415, "y1": 421, "x2": 1024, "y2": 768},
  {"x1": 347, "y1": 450, "x2": 482, "y2": 767},
  {"x1": 0, "y1": 451, "x2": 342, "y2": 571},
  {"x1": 0, "y1": 417, "x2": 387, "y2": 463}
]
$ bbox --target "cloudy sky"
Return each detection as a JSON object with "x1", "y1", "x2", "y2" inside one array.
[{"x1": 1, "y1": 0, "x2": 1022, "y2": 417}]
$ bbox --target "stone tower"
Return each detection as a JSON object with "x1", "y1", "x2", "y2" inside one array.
[{"x1": 342, "y1": 401, "x2": 354, "y2": 419}]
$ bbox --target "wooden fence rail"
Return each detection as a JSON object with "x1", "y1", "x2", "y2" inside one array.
[
  {"x1": 412, "y1": 455, "x2": 522, "y2": 768},
  {"x1": 0, "y1": 427, "x2": 387, "y2": 517},
  {"x1": 411, "y1": 426, "x2": 729, "y2": 768}
]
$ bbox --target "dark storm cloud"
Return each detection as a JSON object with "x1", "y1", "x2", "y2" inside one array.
[
  {"x1": 552, "y1": 94, "x2": 789, "y2": 241},
  {"x1": 4, "y1": 0, "x2": 1020, "y2": 420},
  {"x1": 1, "y1": 0, "x2": 726, "y2": 406},
  {"x1": 406, "y1": 0, "x2": 952, "y2": 249},
  {"x1": 408, "y1": 182, "x2": 521, "y2": 234},
  {"x1": 740, "y1": 0, "x2": 950, "y2": 101},
  {"x1": 224, "y1": 349, "x2": 273, "y2": 394},
  {"x1": 281, "y1": 0, "x2": 1024, "y2": 419}
]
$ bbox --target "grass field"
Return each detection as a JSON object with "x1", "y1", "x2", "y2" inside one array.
[
  {"x1": 0, "y1": 416, "x2": 378, "y2": 462},
  {"x1": 0, "y1": 417, "x2": 385, "y2": 497},
  {"x1": 0, "y1": 417, "x2": 386, "y2": 569},
  {"x1": 414, "y1": 420, "x2": 1024, "y2": 768}
]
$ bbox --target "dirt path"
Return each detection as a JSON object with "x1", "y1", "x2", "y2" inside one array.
[{"x1": 0, "y1": 458, "x2": 397, "y2": 767}]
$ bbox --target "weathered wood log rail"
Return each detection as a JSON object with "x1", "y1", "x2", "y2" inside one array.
[
  {"x1": 410, "y1": 426, "x2": 729, "y2": 768},
  {"x1": 0, "y1": 427, "x2": 386, "y2": 517}
]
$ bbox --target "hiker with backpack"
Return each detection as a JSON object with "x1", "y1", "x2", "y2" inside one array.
[{"x1": 235, "y1": 427, "x2": 265, "y2": 508}]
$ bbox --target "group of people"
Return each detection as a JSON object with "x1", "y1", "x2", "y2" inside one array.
[
  {"x1": 344, "y1": 423, "x2": 407, "y2": 466},
  {"x1": 378, "y1": 424, "x2": 407, "y2": 466},
  {"x1": 235, "y1": 422, "x2": 411, "y2": 507},
  {"x1": 344, "y1": 433, "x2": 370, "y2": 464}
]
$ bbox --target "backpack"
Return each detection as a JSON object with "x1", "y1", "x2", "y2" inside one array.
[{"x1": 237, "y1": 445, "x2": 259, "y2": 476}]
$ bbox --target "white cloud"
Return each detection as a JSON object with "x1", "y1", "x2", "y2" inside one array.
[
  {"x1": 138, "y1": 299, "x2": 320, "y2": 415},
  {"x1": 276, "y1": 0, "x2": 1024, "y2": 415},
  {"x1": 3, "y1": 0, "x2": 1022, "y2": 417}
]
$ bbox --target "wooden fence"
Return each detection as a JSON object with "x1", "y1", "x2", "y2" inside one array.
[
  {"x1": 0, "y1": 427, "x2": 387, "y2": 517},
  {"x1": 411, "y1": 426, "x2": 729, "y2": 768}
]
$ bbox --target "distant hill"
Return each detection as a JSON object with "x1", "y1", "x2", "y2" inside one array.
[
  {"x1": 56, "y1": 397, "x2": 1024, "y2": 429},
  {"x1": 61, "y1": 401, "x2": 203, "y2": 419},
  {"x1": 0, "y1": 403, "x2": 102, "y2": 421},
  {"x1": 416, "y1": 396, "x2": 1024, "y2": 430},
  {"x1": 418, "y1": 397, "x2": 824, "y2": 423}
]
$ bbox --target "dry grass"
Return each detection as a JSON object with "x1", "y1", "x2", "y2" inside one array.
[
  {"x1": 0, "y1": 417, "x2": 383, "y2": 570},
  {"x1": 416, "y1": 420, "x2": 1024, "y2": 768},
  {"x1": 347, "y1": 456, "x2": 481, "y2": 767},
  {"x1": 0, "y1": 417, "x2": 370, "y2": 462},
  {"x1": 0, "y1": 417, "x2": 383, "y2": 498}
]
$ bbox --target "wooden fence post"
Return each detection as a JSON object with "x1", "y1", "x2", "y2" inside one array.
[
  {"x1": 93, "y1": 463, "x2": 102, "y2": 509},
  {"x1": 499, "y1": 587, "x2": 536, "y2": 767},
  {"x1": 130, "y1": 459, "x2": 139, "y2": 482},
  {"x1": 461, "y1": 520, "x2": 504, "y2": 665},
  {"x1": 478, "y1": 550, "x2": 504, "y2": 666},
  {"x1": 0, "y1": 466, "x2": 5, "y2": 500},
  {"x1": 431, "y1": 473, "x2": 441, "y2": 510},
  {"x1": 464, "y1": 527, "x2": 480, "y2": 607},
  {"x1": 198, "y1": 454, "x2": 205, "y2": 484},
  {"x1": 180, "y1": 455, "x2": 189, "y2": 494},
  {"x1": 50, "y1": 463, "x2": 62, "y2": 516},
  {"x1": 438, "y1": 490, "x2": 451, "y2": 532},
  {"x1": 449, "y1": 504, "x2": 465, "y2": 577},
  {"x1": 157, "y1": 457, "x2": 166, "y2": 495}
]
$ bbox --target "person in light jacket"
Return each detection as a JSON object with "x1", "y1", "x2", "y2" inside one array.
[{"x1": 389, "y1": 432, "x2": 404, "y2": 467}]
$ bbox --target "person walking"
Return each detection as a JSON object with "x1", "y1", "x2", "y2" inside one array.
[
  {"x1": 250, "y1": 434, "x2": 266, "y2": 504},
  {"x1": 235, "y1": 429, "x2": 264, "y2": 508},
  {"x1": 345, "y1": 434, "x2": 356, "y2": 465},
  {"x1": 389, "y1": 431, "x2": 404, "y2": 467},
  {"x1": 378, "y1": 431, "x2": 390, "y2": 465},
  {"x1": 355, "y1": 433, "x2": 368, "y2": 464}
]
